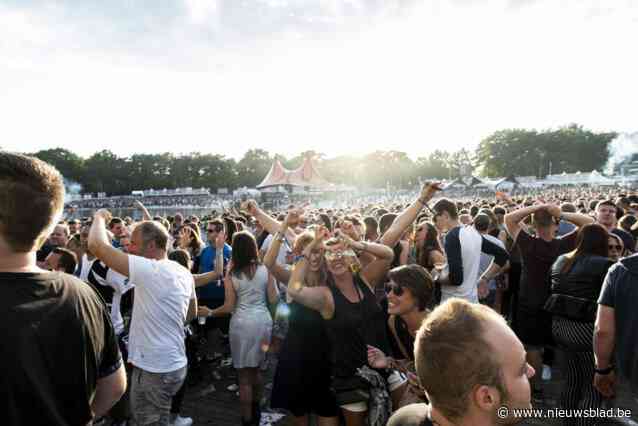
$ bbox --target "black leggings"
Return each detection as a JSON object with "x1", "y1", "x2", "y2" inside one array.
[{"x1": 552, "y1": 317, "x2": 602, "y2": 426}]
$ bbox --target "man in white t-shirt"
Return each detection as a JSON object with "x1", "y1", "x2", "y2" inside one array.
[{"x1": 88, "y1": 210, "x2": 197, "y2": 426}]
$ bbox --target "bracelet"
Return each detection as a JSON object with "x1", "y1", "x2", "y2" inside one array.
[
  {"x1": 417, "y1": 197, "x2": 428, "y2": 206},
  {"x1": 274, "y1": 232, "x2": 286, "y2": 243},
  {"x1": 594, "y1": 364, "x2": 614, "y2": 375}
]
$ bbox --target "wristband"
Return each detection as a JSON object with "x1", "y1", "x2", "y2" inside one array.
[{"x1": 594, "y1": 365, "x2": 614, "y2": 375}]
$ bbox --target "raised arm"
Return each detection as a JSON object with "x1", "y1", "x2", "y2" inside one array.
[
  {"x1": 338, "y1": 231, "x2": 394, "y2": 291},
  {"x1": 381, "y1": 182, "x2": 442, "y2": 248},
  {"x1": 243, "y1": 200, "x2": 297, "y2": 242},
  {"x1": 287, "y1": 227, "x2": 333, "y2": 318},
  {"x1": 263, "y1": 213, "x2": 297, "y2": 284},
  {"x1": 88, "y1": 209, "x2": 130, "y2": 277},
  {"x1": 134, "y1": 200, "x2": 152, "y2": 221},
  {"x1": 561, "y1": 210, "x2": 595, "y2": 228},
  {"x1": 193, "y1": 231, "x2": 225, "y2": 287},
  {"x1": 504, "y1": 204, "x2": 542, "y2": 243}
]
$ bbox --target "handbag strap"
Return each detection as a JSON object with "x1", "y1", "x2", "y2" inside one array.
[{"x1": 389, "y1": 315, "x2": 411, "y2": 360}]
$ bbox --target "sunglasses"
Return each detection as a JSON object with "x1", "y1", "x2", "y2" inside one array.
[
  {"x1": 207, "y1": 226, "x2": 223, "y2": 233},
  {"x1": 609, "y1": 245, "x2": 622, "y2": 251},
  {"x1": 324, "y1": 249, "x2": 356, "y2": 261},
  {"x1": 385, "y1": 283, "x2": 404, "y2": 296}
]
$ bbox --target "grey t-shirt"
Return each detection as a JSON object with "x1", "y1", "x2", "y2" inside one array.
[{"x1": 598, "y1": 255, "x2": 638, "y2": 387}]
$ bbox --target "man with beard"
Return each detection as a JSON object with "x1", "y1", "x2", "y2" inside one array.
[{"x1": 388, "y1": 299, "x2": 535, "y2": 426}]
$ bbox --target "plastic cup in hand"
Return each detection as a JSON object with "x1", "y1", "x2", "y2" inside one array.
[{"x1": 198, "y1": 316, "x2": 207, "y2": 325}]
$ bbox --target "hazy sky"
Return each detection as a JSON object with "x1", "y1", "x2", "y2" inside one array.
[{"x1": 1, "y1": 0, "x2": 637, "y2": 160}]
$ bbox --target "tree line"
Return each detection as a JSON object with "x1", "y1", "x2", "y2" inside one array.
[{"x1": 28, "y1": 124, "x2": 616, "y2": 196}]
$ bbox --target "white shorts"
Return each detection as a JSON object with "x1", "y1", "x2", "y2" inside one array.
[{"x1": 339, "y1": 370, "x2": 408, "y2": 413}]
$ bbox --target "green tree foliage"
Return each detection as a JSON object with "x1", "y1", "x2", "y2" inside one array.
[
  {"x1": 476, "y1": 125, "x2": 615, "y2": 177},
  {"x1": 31, "y1": 148, "x2": 86, "y2": 182},
  {"x1": 22, "y1": 124, "x2": 615, "y2": 195}
]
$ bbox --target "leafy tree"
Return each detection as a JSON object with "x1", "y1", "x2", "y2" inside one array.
[
  {"x1": 476, "y1": 125, "x2": 615, "y2": 178},
  {"x1": 236, "y1": 149, "x2": 272, "y2": 188},
  {"x1": 31, "y1": 148, "x2": 85, "y2": 182}
]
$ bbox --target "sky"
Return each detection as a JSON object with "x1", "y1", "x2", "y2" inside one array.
[{"x1": 1, "y1": 0, "x2": 637, "y2": 160}]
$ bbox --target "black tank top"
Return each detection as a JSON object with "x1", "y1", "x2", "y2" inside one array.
[
  {"x1": 393, "y1": 316, "x2": 415, "y2": 361},
  {"x1": 325, "y1": 274, "x2": 391, "y2": 378}
]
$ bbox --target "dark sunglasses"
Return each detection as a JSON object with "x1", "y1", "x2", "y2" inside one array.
[
  {"x1": 385, "y1": 283, "x2": 404, "y2": 296},
  {"x1": 207, "y1": 226, "x2": 223, "y2": 233},
  {"x1": 609, "y1": 245, "x2": 622, "y2": 251}
]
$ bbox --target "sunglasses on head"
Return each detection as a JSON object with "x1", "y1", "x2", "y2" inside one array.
[
  {"x1": 385, "y1": 283, "x2": 404, "y2": 296},
  {"x1": 324, "y1": 249, "x2": 356, "y2": 261}
]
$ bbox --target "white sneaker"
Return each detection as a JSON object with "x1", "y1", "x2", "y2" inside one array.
[{"x1": 172, "y1": 415, "x2": 193, "y2": 426}]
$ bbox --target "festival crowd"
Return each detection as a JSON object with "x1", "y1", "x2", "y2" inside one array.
[{"x1": 3, "y1": 152, "x2": 638, "y2": 426}]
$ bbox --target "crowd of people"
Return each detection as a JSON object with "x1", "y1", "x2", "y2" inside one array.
[
  {"x1": 3, "y1": 151, "x2": 638, "y2": 426},
  {"x1": 69, "y1": 194, "x2": 228, "y2": 210}
]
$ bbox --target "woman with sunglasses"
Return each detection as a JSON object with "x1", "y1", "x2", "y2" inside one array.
[
  {"x1": 544, "y1": 224, "x2": 613, "y2": 425},
  {"x1": 264, "y1": 213, "x2": 339, "y2": 426},
  {"x1": 366, "y1": 264, "x2": 434, "y2": 408},
  {"x1": 288, "y1": 226, "x2": 401, "y2": 426}
]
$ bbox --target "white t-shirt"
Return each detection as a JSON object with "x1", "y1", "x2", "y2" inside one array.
[
  {"x1": 128, "y1": 256, "x2": 195, "y2": 373},
  {"x1": 441, "y1": 226, "x2": 484, "y2": 304}
]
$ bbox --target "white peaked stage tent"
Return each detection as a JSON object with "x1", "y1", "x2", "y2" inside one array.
[{"x1": 257, "y1": 157, "x2": 330, "y2": 189}]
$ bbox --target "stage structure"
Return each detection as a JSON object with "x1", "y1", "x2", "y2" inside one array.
[{"x1": 257, "y1": 156, "x2": 330, "y2": 192}]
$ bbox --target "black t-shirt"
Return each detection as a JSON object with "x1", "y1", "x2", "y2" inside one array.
[
  {"x1": 598, "y1": 255, "x2": 638, "y2": 388},
  {"x1": 516, "y1": 229, "x2": 578, "y2": 309},
  {"x1": 1, "y1": 271, "x2": 122, "y2": 426}
]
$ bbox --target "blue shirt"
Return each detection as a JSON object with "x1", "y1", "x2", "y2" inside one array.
[{"x1": 197, "y1": 243, "x2": 232, "y2": 300}]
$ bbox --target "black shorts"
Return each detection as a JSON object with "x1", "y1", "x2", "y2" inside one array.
[{"x1": 514, "y1": 306, "x2": 552, "y2": 348}]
